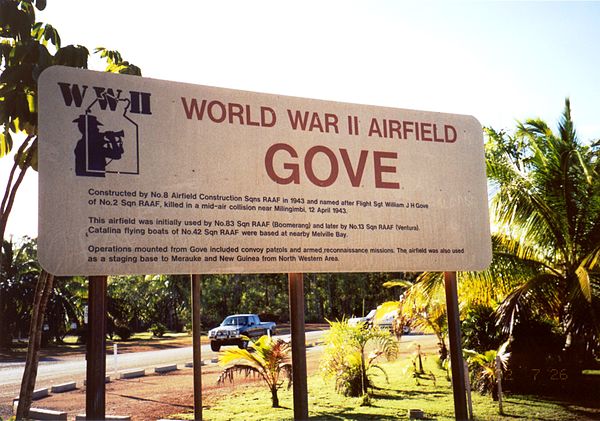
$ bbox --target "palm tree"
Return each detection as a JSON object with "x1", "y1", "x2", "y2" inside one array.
[
  {"x1": 485, "y1": 99, "x2": 600, "y2": 361},
  {"x1": 464, "y1": 340, "x2": 510, "y2": 400},
  {"x1": 217, "y1": 335, "x2": 292, "y2": 408},
  {"x1": 44, "y1": 276, "x2": 86, "y2": 344},
  {"x1": 390, "y1": 100, "x2": 599, "y2": 371},
  {"x1": 321, "y1": 320, "x2": 398, "y2": 399}
]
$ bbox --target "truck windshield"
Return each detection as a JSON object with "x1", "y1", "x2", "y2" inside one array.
[{"x1": 222, "y1": 316, "x2": 248, "y2": 326}]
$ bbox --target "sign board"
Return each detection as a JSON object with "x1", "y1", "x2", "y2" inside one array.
[{"x1": 39, "y1": 66, "x2": 491, "y2": 275}]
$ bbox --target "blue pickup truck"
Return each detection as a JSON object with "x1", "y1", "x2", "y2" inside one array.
[{"x1": 208, "y1": 314, "x2": 276, "y2": 352}]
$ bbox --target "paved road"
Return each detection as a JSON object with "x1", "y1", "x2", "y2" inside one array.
[{"x1": 0, "y1": 330, "x2": 326, "y2": 402}]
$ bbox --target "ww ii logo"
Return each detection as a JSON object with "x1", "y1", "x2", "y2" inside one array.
[{"x1": 57, "y1": 82, "x2": 152, "y2": 177}]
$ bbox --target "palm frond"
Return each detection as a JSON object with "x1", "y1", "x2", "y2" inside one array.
[
  {"x1": 219, "y1": 347, "x2": 262, "y2": 368},
  {"x1": 373, "y1": 301, "x2": 400, "y2": 323},
  {"x1": 575, "y1": 266, "x2": 592, "y2": 302},
  {"x1": 217, "y1": 364, "x2": 262, "y2": 385},
  {"x1": 414, "y1": 271, "x2": 444, "y2": 297},
  {"x1": 279, "y1": 363, "x2": 293, "y2": 389},
  {"x1": 580, "y1": 244, "x2": 600, "y2": 271},
  {"x1": 382, "y1": 279, "x2": 413, "y2": 289},
  {"x1": 495, "y1": 274, "x2": 562, "y2": 334}
]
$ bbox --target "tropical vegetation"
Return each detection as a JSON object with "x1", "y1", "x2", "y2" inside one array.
[
  {"x1": 1, "y1": 1, "x2": 598, "y2": 416},
  {"x1": 217, "y1": 335, "x2": 292, "y2": 408},
  {"x1": 376, "y1": 99, "x2": 600, "y2": 397},
  {"x1": 193, "y1": 347, "x2": 600, "y2": 421},
  {"x1": 464, "y1": 340, "x2": 510, "y2": 400},
  {"x1": 0, "y1": 1, "x2": 143, "y2": 417},
  {"x1": 320, "y1": 319, "x2": 398, "y2": 400},
  {"x1": 485, "y1": 99, "x2": 600, "y2": 365}
]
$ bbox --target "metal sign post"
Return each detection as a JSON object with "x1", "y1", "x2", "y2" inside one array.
[
  {"x1": 191, "y1": 274, "x2": 203, "y2": 420},
  {"x1": 444, "y1": 272, "x2": 468, "y2": 420},
  {"x1": 288, "y1": 273, "x2": 308, "y2": 420},
  {"x1": 86, "y1": 275, "x2": 107, "y2": 420}
]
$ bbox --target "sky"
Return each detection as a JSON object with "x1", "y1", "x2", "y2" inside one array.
[{"x1": 3, "y1": 0, "x2": 600, "y2": 239}]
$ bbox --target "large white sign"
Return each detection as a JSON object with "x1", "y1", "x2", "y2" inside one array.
[{"x1": 39, "y1": 66, "x2": 491, "y2": 275}]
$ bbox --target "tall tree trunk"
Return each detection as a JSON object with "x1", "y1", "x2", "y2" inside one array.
[
  {"x1": 264, "y1": 277, "x2": 269, "y2": 308},
  {"x1": 16, "y1": 270, "x2": 54, "y2": 420},
  {"x1": 326, "y1": 276, "x2": 333, "y2": 318},
  {"x1": 0, "y1": 136, "x2": 35, "y2": 245}
]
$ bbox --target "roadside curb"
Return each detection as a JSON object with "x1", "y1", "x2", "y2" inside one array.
[
  {"x1": 50, "y1": 381, "x2": 77, "y2": 393},
  {"x1": 13, "y1": 387, "x2": 49, "y2": 403},
  {"x1": 11, "y1": 343, "x2": 328, "y2": 419},
  {"x1": 154, "y1": 364, "x2": 178, "y2": 374},
  {"x1": 184, "y1": 358, "x2": 219, "y2": 367},
  {"x1": 119, "y1": 368, "x2": 145, "y2": 379},
  {"x1": 27, "y1": 407, "x2": 67, "y2": 420}
]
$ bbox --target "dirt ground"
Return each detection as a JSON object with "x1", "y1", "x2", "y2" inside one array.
[
  {"x1": 1, "y1": 324, "x2": 336, "y2": 420},
  {"x1": 2, "y1": 329, "x2": 435, "y2": 420},
  {"x1": 27, "y1": 360, "x2": 295, "y2": 420}
]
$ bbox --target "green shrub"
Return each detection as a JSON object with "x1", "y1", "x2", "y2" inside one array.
[
  {"x1": 320, "y1": 320, "x2": 398, "y2": 398},
  {"x1": 461, "y1": 304, "x2": 504, "y2": 352},
  {"x1": 150, "y1": 322, "x2": 167, "y2": 337}
]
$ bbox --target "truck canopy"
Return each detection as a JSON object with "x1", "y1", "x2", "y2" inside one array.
[{"x1": 221, "y1": 314, "x2": 260, "y2": 326}]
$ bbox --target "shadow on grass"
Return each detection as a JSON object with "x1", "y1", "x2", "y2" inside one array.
[
  {"x1": 370, "y1": 388, "x2": 447, "y2": 402},
  {"x1": 561, "y1": 404, "x2": 600, "y2": 420},
  {"x1": 507, "y1": 391, "x2": 600, "y2": 420},
  {"x1": 310, "y1": 410, "x2": 402, "y2": 420}
]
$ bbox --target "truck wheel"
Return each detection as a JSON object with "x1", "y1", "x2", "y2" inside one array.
[
  {"x1": 210, "y1": 342, "x2": 220, "y2": 352},
  {"x1": 239, "y1": 340, "x2": 249, "y2": 349},
  {"x1": 269, "y1": 328, "x2": 276, "y2": 336}
]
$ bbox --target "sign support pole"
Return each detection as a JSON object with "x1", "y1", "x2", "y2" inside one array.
[
  {"x1": 444, "y1": 271, "x2": 468, "y2": 421},
  {"x1": 288, "y1": 273, "x2": 308, "y2": 420},
  {"x1": 86, "y1": 275, "x2": 107, "y2": 420},
  {"x1": 191, "y1": 274, "x2": 203, "y2": 420}
]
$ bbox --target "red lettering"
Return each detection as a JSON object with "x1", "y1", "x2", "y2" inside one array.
[
  {"x1": 339, "y1": 149, "x2": 368, "y2": 187},
  {"x1": 181, "y1": 97, "x2": 276, "y2": 127},
  {"x1": 305, "y1": 146, "x2": 339, "y2": 187},
  {"x1": 402, "y1": 121, "x2": 414, "y2": 139},
  {"x1": 261, "y1": 107, "x2": 277, "y2": 128},
  {"x1": 287, "y1": 110, "x2": 310, "y2": 130},
  {"x1": 245, "y1": 104, "x2": 259, "y2": 126},
  {"x1": 433, "y1": 124, "x2": 445, "y2": 142},
  {"x1": 181, "y1": 97, "x2": 206, "y2": 120},
  {"x1": 287, "y1": 110, "x2": 339, "y2": 133},
  {"x1": 265, "y1": 144, "x2": 399, "y2": 189},
  {"x1": 228, "y1": 103, "x2": 244, "y2": 124},
  {"x1": 207, "y1": 100, "x2": 226, "y2": 123},
  {"x1": 374, "y1": 151, "x2": 399, "y2": 189},
  {"x1": 445, "y1": 125, "x2": 457, "y2": 143},
  {"x1": 265, "y1": 143, "x2": 299, "y2": 185},
  {"x1": 389, "y1": 120, "x2": 402, "y2": 139},
  {"x1": 324, "y1": 113, "x2": 339, "y2": 134},
  {"x1": 420, "y1": 122, "x2": 432, "y2": 141},
  {"x1": 368, "y1": 118, "x2": 383, "y2": 137},
  {"x1": 309, "y1": 113, "x2": 324, "y2": 132}
]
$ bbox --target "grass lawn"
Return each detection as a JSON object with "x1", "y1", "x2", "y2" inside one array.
[{"x1": 172, "y1": 354, "x2": 600, "y2": 420}]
